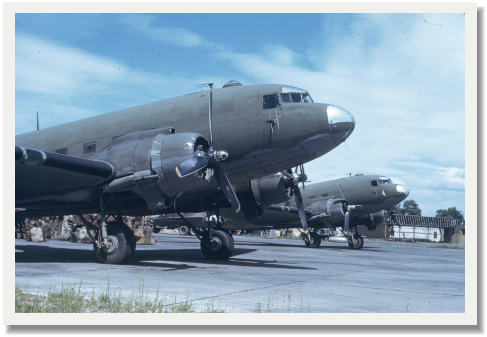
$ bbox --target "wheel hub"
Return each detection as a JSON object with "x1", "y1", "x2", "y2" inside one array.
[
  {"x1": 106, "y1": 235, "x2": 119, "y2": 254},
  {"x1": 210, "y1": 236, "x2": 223, "y2": 251}
]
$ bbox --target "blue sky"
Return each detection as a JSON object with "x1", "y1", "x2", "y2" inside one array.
[{"x1": 15, "y1": 13, "x2": 465, "y2": 216}]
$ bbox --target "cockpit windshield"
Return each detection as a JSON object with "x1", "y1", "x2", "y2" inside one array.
[
  {"x1": 378, "y1": 177, "x2": 392, "y2": 184},
  {"x1": 280, "y1": 85, "x2": 313, "y2": 104}
]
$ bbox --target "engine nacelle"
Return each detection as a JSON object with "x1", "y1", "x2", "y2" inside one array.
[
  {"x1": 368, "y1": 210, "x2": 388, "y2": 226},
  {"x1": 326, "y1": 198, "x2": 346, "y2": 223},
  {"x1": 234, "y1": 174, "x2": 292, "y2": 219},
  {"x1": 93, "y1": 127, "x2": 210, "y2": 211}
]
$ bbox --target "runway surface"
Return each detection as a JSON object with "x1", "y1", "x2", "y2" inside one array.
[{"x1": 15, "y1": 233, "x2": 465, "y2": 313}]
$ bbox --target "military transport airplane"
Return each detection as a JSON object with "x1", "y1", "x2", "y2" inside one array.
[
  {"x1": 15, "y1": 82, "x2": 355, "y2": 263},
  {"x1": 150, "y1": 173, "x2": 409, "y2": 250}
]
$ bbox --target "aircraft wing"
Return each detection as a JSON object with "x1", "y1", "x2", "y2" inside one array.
[{"x1": 15, "y1": 146, "x2": 114, "y2": 205}]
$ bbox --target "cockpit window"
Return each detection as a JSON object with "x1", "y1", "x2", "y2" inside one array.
[
  {"x1": 263, "y1": 94, "x2": 279, "y2": 109},
  {"x1": 280, "y1": 93, "x2": 291, "y2": 102},
  {"x1": 378, "y1": 177, "x2": 392, "y2": 184},
  {"x1": 290, "y1": 93, "x2": 302, "y2": 103},
  {"x1": 302, "y1": 94, "x2": 313, "y2": 103},
  {"x1": 280, "y1": 85, "x2": 313, "y2": 104},
  {"x1": 371, "y1": 180, "x2": 378, "y2": 187}
]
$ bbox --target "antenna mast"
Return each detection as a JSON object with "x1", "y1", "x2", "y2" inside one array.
[{"x1": 208, "y1": 83, "x2": 213, "y2": 147}]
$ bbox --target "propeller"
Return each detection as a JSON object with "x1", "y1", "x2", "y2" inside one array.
[
  {"x1": 175, "y1": 83, "x2": 241, "y2": 213},
  {"x1": 281, "y1": 166, "x2": 310, "y2": 240}
]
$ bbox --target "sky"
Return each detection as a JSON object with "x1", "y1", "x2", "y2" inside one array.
[{"x1": 14, "y1": 13, "x2": 465, "y2": 216}]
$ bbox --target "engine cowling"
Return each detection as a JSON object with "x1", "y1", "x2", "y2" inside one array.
[
  {"x1": 93, "y1": 127, "x2": 211, "y2": 211},
  {"x1": 234, "y1": 174, "x2": 292, "y2": 219},
  {"x1": 326, "y1": 198, "x2": 346, "y2": 223},
  {"x1": 368, "y1": 210, "x2": 388, "y2": 226}
]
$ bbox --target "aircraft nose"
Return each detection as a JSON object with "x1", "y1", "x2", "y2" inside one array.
[
  {"x1": 395, "y1": 184, "x2": 409, "y2": 197},
  {"x1": 326, "y1": 104, "x2": 355, "y2": 140}
]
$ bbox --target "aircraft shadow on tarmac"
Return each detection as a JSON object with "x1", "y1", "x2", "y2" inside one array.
[
  {"x1": 155, "y1": 235, "x2": 383, "y2": 252},
  {"x1": 232, "y1": 240, "x2": 384, "y2": 252},
  {"x1": 15, "y1": 244, "x2": 317, "y2": 271}
]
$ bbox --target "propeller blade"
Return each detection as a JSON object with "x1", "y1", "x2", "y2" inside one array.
[
  {"x1": 293, "y1": 186, "x2": 309, "y2": 233},
  {"x1": 214, "y1": 165, "x2": 241, "y2": 213},
  {"x1": 175, "y1": 156, "x2": 210, "y2": 178}
]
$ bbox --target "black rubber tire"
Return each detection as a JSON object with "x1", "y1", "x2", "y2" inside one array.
[
  {"x1": 305, "y1": 233, "x2": 322, "y2": 248},
  {"x1": 94, "y1": 221, "x2": 136, "y2": 264},
  {"x1": 200, "y1": 230, "x2": 234, "y2": 259},
  {"x1": 153, "y1": 227, "x2": 161, "y2": 233},
  {"x1": 179, "y1": 225, "x2": 189, "y2": 235},
  {"x1": 348, "y1": 234, "x2": 364, "y2": 250}
]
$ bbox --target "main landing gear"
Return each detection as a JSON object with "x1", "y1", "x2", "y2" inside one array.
[
  {"x1": 177, "y1": 210, "x2": 234, "y2": 260},
  {"x1": 93, "y1": 220, "x2": 136, "y2": 264},
  {"x1": 200, "y1": 229, "x2": 234, "y2": 259},
  {"x1": 347, "y1": 232, "x2": 364, "y2": 250},
  {"x1": 303, "y1": 231, "x2": 321, "y2": 248},
  {"x1": 304, "y1": 227, "x2": 364, "y2": 250},
  {"x1": 79, "y1": 215, "x2": 136, "y2": 265}
]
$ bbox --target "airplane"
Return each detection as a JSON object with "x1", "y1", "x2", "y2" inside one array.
[
  {"x1": 15, "y1": 81, "x2": 355, "y2": 263},
  {"x1": 149, "y1": 173, "x2": 409, "y2": 250}
]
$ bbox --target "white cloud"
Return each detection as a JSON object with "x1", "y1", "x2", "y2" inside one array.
[
  {"x1": 16, "y1": 33, "x2": 170, "y2": 97},
  {"x1": 119, "y1": 15, "x2": 217, "y2": 49}
]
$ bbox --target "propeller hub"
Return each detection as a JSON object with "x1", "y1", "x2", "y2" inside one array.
[
  {"x1": 212, "y1": 149, "x2": 229, "y2": 162},
  {"x1": 297, "y1": 173, "x2": 307, "y2": 183}
]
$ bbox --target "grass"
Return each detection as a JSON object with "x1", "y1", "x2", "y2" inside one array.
[
  {"x1": 16, "y1": 283, "x2": 311, "y2": 313},
  {"x1": 17, "y1": 271, "x2": 313, "y2": 314},
  {"x1": 15, "y1": 283, "x2": 214, "y2": 313}
]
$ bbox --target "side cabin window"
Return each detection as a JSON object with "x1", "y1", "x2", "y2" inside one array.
[
  {"x1": 371, "y1": 180, "x2": 378, "y2": 187},
  {"x1": 263, "y1": 94, "x2": 279, "y2": 109},
  {"x1": 83, "y1": 141, "x2": 96, "y2": 154},
  {"x1": 55, "y1": 147, "x2": 67, "y2": 155}
]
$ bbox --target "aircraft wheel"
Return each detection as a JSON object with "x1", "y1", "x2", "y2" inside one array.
[
  {"x1": 94, "y1": 221, "x2": 136, "y2": 264},
  {"x1": 200, "y1": 229, "x2": 234, "y2": 259},
  {"x1": 179, "y1": 225, "x2": 189, "y2": 235},
  {"x1": 305, "y1": 232, "x2": 321, "y2": 248},
  {"x1": 348, "y1": 234, "x2": 364, "y2": 250}
]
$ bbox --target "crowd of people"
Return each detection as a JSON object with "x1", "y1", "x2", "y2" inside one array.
[{"x1": 16, "y1": 215, "x2": 153, "y2": 244}]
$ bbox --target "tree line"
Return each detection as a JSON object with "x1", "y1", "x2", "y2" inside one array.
[{"x1": 392, "y1": 199, "x2": 464, "y2": 221}]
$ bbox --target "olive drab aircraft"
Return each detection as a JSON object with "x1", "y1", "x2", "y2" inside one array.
[
  {"x1": 15, "y1": 81, "x2": 355, "y2": 263},
  {"x1": 150, "y1": 173, "x2": 409, "y2": 250}
]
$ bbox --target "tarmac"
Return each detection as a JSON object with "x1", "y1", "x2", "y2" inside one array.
[{"x1": 15, "y1": 233, "x2": 465, "y2": 313}]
